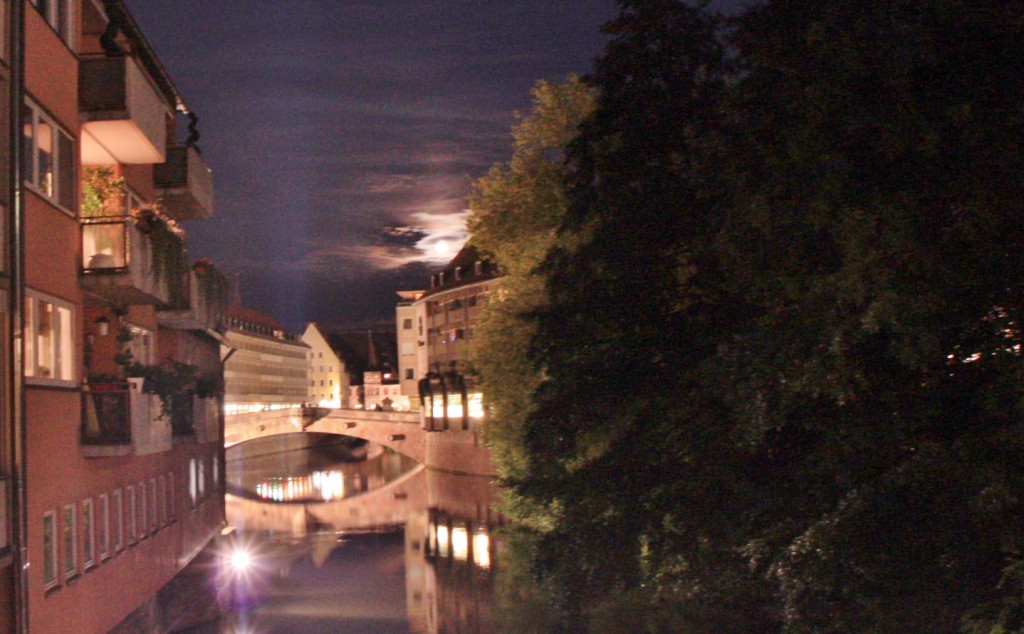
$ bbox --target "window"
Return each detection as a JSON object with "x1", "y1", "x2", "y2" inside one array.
[
  {"x1": 62, "y1": 503, "x2": 76, "y2": 580},
  {"x1": 42, "y1": 510, "x2": 57, "y2": 589},
  {"x1": 149, "y1": 479, "x2": 157, "y2": 532},
  {"x1": 97, "y1": 493, "x2": 109, "y2": 560},
  {"x1": 167, "y1": 472, "x2": 175, "y2": 522},
  {"x1": 126, "y1": 486, "x2": 136, "y2": 545},
  {"x1": 22, "y1": 101, "x2": 75, "y2": 211},
  {"x1": 126, "y1": 325, "x2": 154, "y2": 365},
  {"x1": 405, "y1": 369, "x2": 415, "y2": 380},
  {"x1": 81, "y1": 498, "x2": 94, "y2": 569},
  {"x1": 189, "y1": 459, "x2": 197, "y2": 510},
  {"x1": 157, "y1": 476, "x2": 165, "y2": 526},
  {"x1": 138, "y1": 483, "x2": 146, "y2": 540},
  {"x1": 30, "y1": 0, "x2": 73, "y2": 46},
  {"x1": 25, "y1": 291, "x2": 74, "y2": 385},
  {"x1": 112, "y1": 489, "x2": 123, "y2": 551},
  {"x1": 403, "y1": 319, "x2": 413, "y2": 330}
]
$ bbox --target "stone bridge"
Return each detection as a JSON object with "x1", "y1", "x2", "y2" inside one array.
[{"x1": 224, "y1": 408, "x2": 493, "y2": 476}]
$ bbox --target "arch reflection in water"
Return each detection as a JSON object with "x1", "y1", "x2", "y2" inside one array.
[{"x1": 213, "y1": 433, "x2": 506, "y2": 634}]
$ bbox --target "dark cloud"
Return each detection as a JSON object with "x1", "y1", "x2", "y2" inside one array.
[{"x1": 130, "y1": 0, "x2": 618, "y2": 331}]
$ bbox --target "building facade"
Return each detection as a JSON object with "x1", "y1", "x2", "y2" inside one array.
[
  {"x1": 302, "y1": 322, "x2": 350, "y2": 409},
  {"x1": 223, "y1": 305, "x2": 309, "y2": 415},
  {"x1": 0, "y1": 0, "x2": 230, "y2": 631},
  {"x1": 397, "y1": 245, "x2": 501, "y2": 429}
]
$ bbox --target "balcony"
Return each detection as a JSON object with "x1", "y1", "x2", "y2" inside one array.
[
  {"x1": 79, "y1": 54, "x2": 168, "y2": 165},
  {"x1": 80, "y1": 379, "x2": 171, "y2": 457},
  {"x1": 80, "y1": 212, "x2": 186, "y2": 306},
  {"x1": 157, "y1": 268, "x2": 228, "y2": 331},
  {"x1": 153, "y1": 145, "x2": 214, "y2": 220}
]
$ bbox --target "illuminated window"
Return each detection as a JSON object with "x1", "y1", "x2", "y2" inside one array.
[
  {"x1": 25, "y1": 291, "x2": 75, "y2": 385},
  {"x1": 42, "y1": 510, "x2": 57, "y2": 589},
  {"x1": 22, "y1": 100, "x2": 75, "y2": 211}
]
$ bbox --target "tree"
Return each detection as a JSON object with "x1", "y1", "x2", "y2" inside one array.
[
  {"x1": 467, "y1": 76, "x2": 596, "y2": 485},
  {"x1": 481, "y1": 0, "x2": 1024, "y2": 632}
]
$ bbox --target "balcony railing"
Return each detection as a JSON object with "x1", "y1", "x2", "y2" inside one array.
[
  {"x1": 154, "y1": 145, "x2": 214, "y2": 220},
  {"x1": 80, "y1": 214, "x2": 186, "y2": 306},
  {"x1": 157, "y1": 268, "x2": 227, "y2": 331},
  {"x1": 79, "y1": 54, "x2": 168, "y2": 164},
  {"x1": 81, "y1": 379, "x2": 171, "y2": 457}
]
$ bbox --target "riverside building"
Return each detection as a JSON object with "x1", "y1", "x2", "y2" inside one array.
[
  {"x1": 0, "y1": 1, "x2": 230, "y2": 630},
  {"x1": 397, "y1": 244, "x2": 501, "y2": 429}
]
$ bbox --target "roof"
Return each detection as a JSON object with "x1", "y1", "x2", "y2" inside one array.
[{"x1": 420, "y1": 243, "x2": 501, "y2": 300}]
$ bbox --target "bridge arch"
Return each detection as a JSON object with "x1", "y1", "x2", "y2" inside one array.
[{"x1": 224, "y1": 408, "x2": 493, "y2": 475}]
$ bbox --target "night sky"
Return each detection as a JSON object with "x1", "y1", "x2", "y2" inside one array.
[{"x1": 127, "y1": 0, "x2": 618, "y2": 332}]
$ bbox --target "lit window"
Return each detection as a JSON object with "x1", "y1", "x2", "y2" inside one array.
[
  {"x1": 22, "y1": 100, "x2": 74, "y2": 211},
  {"x1": 25, "y1": 291, "x2": 75, "y2": 385}
]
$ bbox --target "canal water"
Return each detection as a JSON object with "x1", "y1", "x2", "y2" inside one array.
[{"x1": 185, "y1": 433, "x2": 505, "y2": 633}]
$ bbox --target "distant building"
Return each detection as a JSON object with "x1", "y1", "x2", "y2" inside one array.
[
  {"x1": 223, "y1": 306, "x2": 309, "y2": 415},
  {"x1": 397, "y1": 244, "x2": 502, "y2": 428},
  {"x1": 302, "y1": 323, "x2": 350, "y2": 408}
]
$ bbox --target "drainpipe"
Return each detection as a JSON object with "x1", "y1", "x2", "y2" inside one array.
[{"x1": 9, "y1": 0, "x2": 29, "y2": 630}]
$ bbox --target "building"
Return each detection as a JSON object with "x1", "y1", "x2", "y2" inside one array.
[
  {"x1": 302, "y1": 322, "x2": 350, "y2": 408},
  {"x1": 397, "y1": 244, "x2": 502, "y2": 429},
  {"x1": 223, "y1": 305, "x2": 309, "y2": 415},
  {"x1": 0, "y1": 0, "x2": 230, "y2": 630}
]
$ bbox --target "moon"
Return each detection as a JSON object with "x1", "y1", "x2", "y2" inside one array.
[{"x1": 434, "y1": 240, "x2": 450, "y2": 255}]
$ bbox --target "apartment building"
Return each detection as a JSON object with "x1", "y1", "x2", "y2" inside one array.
[
  {"x1": 0, "y1": 1, "x2": 229, "y2": 630},
  {"x1": 223, "y1": 305, "x2": 309, "y2": 415},
  {"x1": 397, "y1": 244, "x2": 501, "y2": 429}
]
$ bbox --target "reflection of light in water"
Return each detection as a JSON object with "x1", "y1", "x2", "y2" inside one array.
[
  {"x1": 473, "y1": 532, "x2": 490, "y2": 569},
  {"x1": 452, "y1": 525, "x2": 469, "y2": 561},
  {"x1": 436, "y1": 524, "x2": 449, "y2": 558},
  {"x1": 312, "y1": 471, "x2": 344, "y2": 501}
]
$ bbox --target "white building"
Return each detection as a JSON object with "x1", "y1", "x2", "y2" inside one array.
[{"x1": 302, "y1": 322, "x2": 350, "y2": 408}]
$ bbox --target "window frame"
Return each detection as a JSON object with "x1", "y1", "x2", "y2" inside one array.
[
  {"x1": 24, "y1": 290, "x2": 76, "y2": 387},
  {"x1": 29, "y1": 0, "x2": 73, "y2": 48},
  {"x1": 22, "y1": 100, "x2": 75, "y2": 213},
  {"x1": 42, "y1": 509, "x2": 58, "y2": 589},
  {"x1": 62, "y1": 503, "x2": 77, "y2": 581},
  {"x1": 80, "y1": 498, "x2": 94, "y2": 569},
  {"x1": 97, "y1": 493, "x2": 109, "y2": 560},
  {"x1": 112, "y1": 488, "x2": 123, "y2": 552}
]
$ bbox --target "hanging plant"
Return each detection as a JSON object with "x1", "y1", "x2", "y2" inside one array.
[
  {"x1": 193, "y1": 258, "x2": 232, "y2": 321},
  {"x1": 132, "y1": 205, "x2": 189, "y2": 305},
  {"x1": 81, "y1": 166, "x2": 125, "y2": 219}
]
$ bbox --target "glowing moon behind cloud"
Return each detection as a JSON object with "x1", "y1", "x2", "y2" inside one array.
[{"x1": 434, "y1": 240, "x2": 451, "y2": 255}]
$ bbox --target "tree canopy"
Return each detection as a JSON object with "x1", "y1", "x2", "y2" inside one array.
[{"x1": 471, "y1": 1, "x2": 1024, "y2": 631}]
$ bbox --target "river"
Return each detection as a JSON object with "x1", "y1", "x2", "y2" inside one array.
[{"x1": 184, "y1": 432, "x2": 506, "y2": 633}]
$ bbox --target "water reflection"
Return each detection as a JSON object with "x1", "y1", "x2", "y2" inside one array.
[{"x1": 203, "y1": 433, "x2": 505, "y2": 634}]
